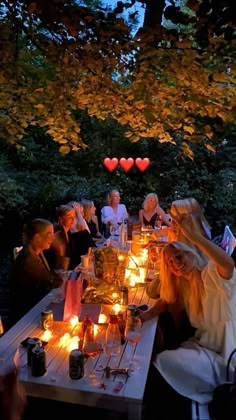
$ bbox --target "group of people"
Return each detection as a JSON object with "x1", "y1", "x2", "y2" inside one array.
[{"x1": 4, "y1": 190, "x2": 236, "y2": 420}]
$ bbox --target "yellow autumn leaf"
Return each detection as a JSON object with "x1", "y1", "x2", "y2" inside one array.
[
  {"x1": 34, "y1": 104, "x2": 45, "y2": 111},
  {"x1": 59, "y1": 145, "x2": 71, "y2": 155},
  {"x1": 183, "y1": 125, "x2": 194, "y2": 135},
  {"x1": 205, "y1": 144, "x2": 216, "y2": 153}
]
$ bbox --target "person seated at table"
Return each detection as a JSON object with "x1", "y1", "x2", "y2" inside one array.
[
  {"x1": 48, "y1": 204, "x2": 77, "y2": 270},
  {"x1": 101, "y1": 189, "x2": 128, "y2": 238},
  {"x1": 67, "y1": 200, "x2": 90, "y2": 233},
  {"x1": 82, "y1": 199, "x2": 105, "y2": 244},
  {"x1": 139, "y1": 193, "x2": 171, "y2": 229},
  {"x1": 146, "y1": 198, "x2": 211, "y2": 348},
  {"x1": 140, "y1": 210, "x2": 235, "y2": 413},
  {"x1": 49, "y1": 205, "x2": 96, "y2": 270},
  {"x1": 9, "y1": 219, "x2": 63, "y2": 326}
]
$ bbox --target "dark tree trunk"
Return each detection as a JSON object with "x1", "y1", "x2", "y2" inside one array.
[{"x1": 143, "y1": 0, "x2": 166, "y2": 28}]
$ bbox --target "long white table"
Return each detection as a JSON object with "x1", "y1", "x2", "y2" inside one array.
[{"x1": 0, "y1": 286, "x2": 157, "y2": 420}]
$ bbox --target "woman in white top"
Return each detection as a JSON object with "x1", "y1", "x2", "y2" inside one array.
[
  {"x1": 139, "y1": 193, "x2": 170, "y2": 229},
  {"x1": 101, "y1": 189, "x2": 128, "y2": 226},
  {"x1": 140, "y1": 210, "x2": 236, "y2": 408}
]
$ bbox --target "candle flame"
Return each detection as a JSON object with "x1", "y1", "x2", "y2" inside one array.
[
  {"x1": 41, "y1": 330, "x2": 52, "y2": 341},
  {"x1": 70, "y1": 316, "x2": 78, "y2": 326},
  {"x1": 113, "y1": 303, "x2": 121, "y2": 314}
]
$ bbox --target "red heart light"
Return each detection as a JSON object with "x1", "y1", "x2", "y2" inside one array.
[
  {"x1": 103, "y1": 157, "x2": 119, "y2": 172},
  {"x1": 119, "y1": 158, "x2": 134, "y2": 172},
  {"x1": 135, "y1": 157, "x2": 150, "y2": 172}
]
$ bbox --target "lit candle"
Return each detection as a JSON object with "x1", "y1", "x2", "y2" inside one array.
[
  {"x1": 70, "y1": 316, "x2": 78, "y2": 327},
  {"x1": 98, "y1": 313, "x2": 107, "y2": 323},
  {"x1": 67, "y1": 336, "x2": 79, "y2": 352},
  {"x1": 41, "y1": 330, "x2": 52, "y2": 341},
  {"x1": 112, "y1": 292, "x2": 119, "y2": 300},
  {"x1": 113, "y1": 303, "x2": 121, "y2": 314},
  {"x1": 129, "y1": 274, "x2": 138, "y2": 287},
  {"x1": 59, "y1": 332, "x2": 71, "y2": 347}
]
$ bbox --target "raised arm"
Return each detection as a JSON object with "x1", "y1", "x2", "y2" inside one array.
[{"x1": 169, "y1": 209, "x2": 235, "y2": 280}]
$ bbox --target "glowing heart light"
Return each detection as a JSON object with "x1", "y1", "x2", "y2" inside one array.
[
  {"x1": 119, "y1": 157, "x2": 134, "y2": 172},
  {"x1": 135, "y1": 157, "x2": 150, "y2": 172},
  {"x1": 103, "y1": 157, "x2": 118, "y2": 172}
]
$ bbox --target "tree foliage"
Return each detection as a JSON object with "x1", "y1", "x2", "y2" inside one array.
[{"x1": 0, "y1": 0, "x2": 235, "y2": 156}]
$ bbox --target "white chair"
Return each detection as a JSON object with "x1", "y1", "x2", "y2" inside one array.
[{"x1": 221, "y1": 225, "x2": 236, "y2": 256}]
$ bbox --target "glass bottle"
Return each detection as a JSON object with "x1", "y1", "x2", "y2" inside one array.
[
  {"x1": 119, "y1": 220, "x2": 127, "y2": 247},
  {"x1": 82, "y1": 314, "x2": 94, "y2": 349},
  {"x1": 105, "y1": 314, "x2": 121, "y2": 357}
]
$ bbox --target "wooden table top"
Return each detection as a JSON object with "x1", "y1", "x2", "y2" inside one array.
[{"x1": 0, "y1": 284, "x2": 157, "y2": 420}]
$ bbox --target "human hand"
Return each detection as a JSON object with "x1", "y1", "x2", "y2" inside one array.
[
  {"x1": 169, "y1": 207, "x2": 203, "y2": 242},
  {"x1": 2, "y1": 369, "x2": 26, "y2": 420}
]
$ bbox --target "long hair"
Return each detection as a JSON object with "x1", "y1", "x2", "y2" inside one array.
[
  {"x1": 82, "y1": 199, "x2": 94, "y2": 222},
  {"x1": 23, "y1": 218, "x2": 52, "y2": 244},
  {"x1": 143, "y1": 193, "x2": 159, "y2": 211},
  {"x1": 168, "y1": 198, "x2": 211, "y2": 264},
  {"x1": 159, "y1": 241, "x2": 207, "y2": 317}
]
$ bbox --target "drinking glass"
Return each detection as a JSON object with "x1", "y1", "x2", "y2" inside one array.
[
  {"x1": 83, "y1": 342, "x2": 103, "y2": 384},
  {"x1": 124, "y1": 316, "x2": 142, "y2": 371},
  {"x1": 110, "y1": 223, "x2": 119, "y2": 236}
]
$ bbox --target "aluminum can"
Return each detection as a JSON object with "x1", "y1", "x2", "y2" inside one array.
[
  {"x1": 69, "y1": 349, "x2": 84, "y2": 380},
  {"x1": 41, "y1": 309, "x2": 53, "y2": 330},
  {"x1": 27, "y1": 337, "x2": 42, "y2": 366},
  {"x1": 127, "y1": 304, "x2": 138, "y2": 319},
  {"x1": 120, "y1": 286, "x2": 128, "y2": 306},
  {"x1": 31, "y1": 345, "x2": 46, "y2": 377}
]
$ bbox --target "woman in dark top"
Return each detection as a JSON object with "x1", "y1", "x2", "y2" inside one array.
[
  {"x1": 49, "y1": 204, "x2": 96, "y2": 270},
  {"x1": 82, "y1": 199, "x2": 105, "y2": 244},
  {"x1": 9, "y1": 219, "x2": 63, "y2": 326},
  {"x1": 139, "y1": 193, "x2": 171, "y2": 229}
]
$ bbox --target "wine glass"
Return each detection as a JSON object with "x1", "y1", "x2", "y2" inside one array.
[
  {"x1": 124, "y1": 316, "x2": 142, "y2": 371},
  {"x1": 83, "y1": 342, "x2": 103, "y2": 384},
  {"x1": 110, "y1": 222, "x2": 119, "y2": 236},
  {"x1": 154, "y1": 218, "x2": 162, "y2": 231}
]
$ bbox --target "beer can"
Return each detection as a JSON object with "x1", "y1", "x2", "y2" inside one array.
[
  {"x1": 69, "y1": 349, "x2": 84, "y2": 380},
  {"x1": 41, "y1": 309, "x2": 53, "y2": 330},
  {"x1": 127, "y1": 304, "x2": 138, "y2": 319},
  {"x1": 120, "y1": 286, "x2": 128, "y2": 306},
  {"x1": 27, "y1": 337, "x2": 42, "y2": 366},
  {"x1": 31, "y1": 345, "x2": 46, "y2": 377}
]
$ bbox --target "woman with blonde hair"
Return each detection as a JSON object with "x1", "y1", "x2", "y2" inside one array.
[
  {"x1": 101, "y1": 189, "x2": 128, "y2": 237},
  {"x1": 82, "y1": 199, "x2": 105, "y2": 243},
  {"x1": 139, "y1": 193, "x2": 170, "y2": 229},
  {"x1": 140, "y1": 211, "x2": 236, "y2": 412}
]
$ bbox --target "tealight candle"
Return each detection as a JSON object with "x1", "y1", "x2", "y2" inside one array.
[
  {"x1": 41, "y1": 330, "x2": 52, "y2": 342},
  {"x1": 70, "y1": 316, "x2": 78, "y2": 327},
  {"x1": 113, "y1": 303, "x2": 121, "y2": 314},
  {"x1": 98, "y1": 313, "x2": 107, "y2": 323}
]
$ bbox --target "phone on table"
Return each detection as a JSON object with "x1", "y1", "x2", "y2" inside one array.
[{"x1": 137, "y1": 304, "x2": 149, "y2": 312}]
